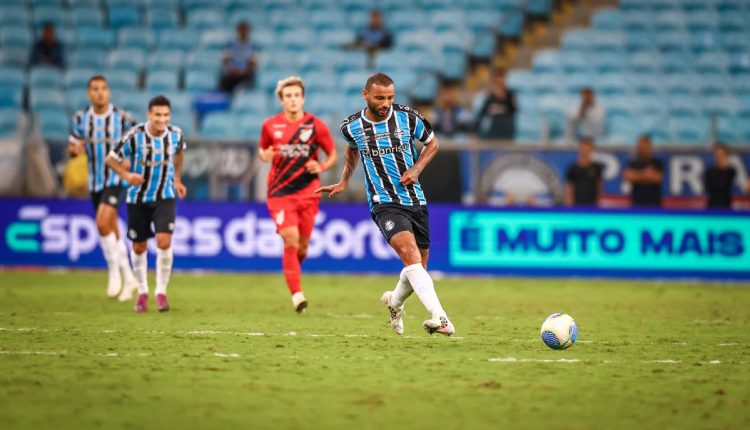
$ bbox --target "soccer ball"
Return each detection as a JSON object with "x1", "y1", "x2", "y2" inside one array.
[{"x1": 540, "y1": 313, "x2": 578, "y2": 350}]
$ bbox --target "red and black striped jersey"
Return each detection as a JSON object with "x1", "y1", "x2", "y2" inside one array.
[{"x1": 259, "y1": 112, "x2": 335, "y2": 198}]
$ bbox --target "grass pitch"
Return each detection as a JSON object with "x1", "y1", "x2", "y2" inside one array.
[{"x1": 1, "y1": 269, "x2": 749, "y2": 430}]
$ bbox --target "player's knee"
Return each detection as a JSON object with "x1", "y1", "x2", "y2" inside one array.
[
  {"x1": 132, "y1": 242, "x2": 147, "y2": 254},
  {"x1": 297, "y1": 249, "x2": 307, "y2": 263},
  {"x1": 95, "y1": 218, "x2": 110, "y2": 236},
  {"x1": 156, "y1": 237, "x2": 171, "y2": 250}
]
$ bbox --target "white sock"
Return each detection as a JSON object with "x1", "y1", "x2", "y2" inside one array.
[
  {"x1": 390, "y1": 268, "x2": 413, "y2": 308},
  {"x1": 155, "y1": 247, "x2": 173, "y2": 296},
  {"x1": 100, "y1": 233, "x2": 119, "y2": 276},
  {"x1": 117, "y1": 237, "x2": 137, "y2": 285},
  {"x1": 403, "y1": 263, "x2": 447, "y2": 319},
  {"x1": 131, "y1": 250, "x2": 149, "y2": 295}
]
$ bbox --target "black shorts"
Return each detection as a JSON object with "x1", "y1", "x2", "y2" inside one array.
[
  {"x1": 371, "y1": 203, "x2": 430, "y2": 249},
  {"x1": 126, "y1": 199, "x2": 176, "y2": 243},
  {"x1": 90, "y1": 185, "x2": 125, "y2": 211}
]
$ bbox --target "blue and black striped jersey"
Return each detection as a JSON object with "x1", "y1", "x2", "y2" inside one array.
[
  {"x1": 340, "y1": 104, "x2": 435, "y2": 210},
  {"x1": 109, "y1": 122, "x2": 186, "y2": 204},
  {"x1": 69, "y1": 104, "x2": 136, "y2": 192}
]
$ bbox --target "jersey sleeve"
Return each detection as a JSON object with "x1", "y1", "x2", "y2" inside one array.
[
  {"x1": 69, "y1": 112, "x2": 84, "y2": 143},
  {"x1": 314, "y1": 117, "x2": 335, "y2": 155},
  {"x1": 409, "y1": 109, "x2": 435, "y2": 144},
  {"x1": 122, "y1": 110, "x2": 137, "y2": 130},
  {"x1": 258, "y1": 119, "x2": 273, "y2": 149},
  {"x1": 652, "y1": 158, "x2": 664, "y2": 172},
  {"x1": 109, "y1": 128, "x2": 136, "y2": 162},
  {"x1": 172, "y1": 127, "x2": 186, "y2": 153},
  {"x1": 339, "y1": 120, "x2": 358, "y2": 149}
]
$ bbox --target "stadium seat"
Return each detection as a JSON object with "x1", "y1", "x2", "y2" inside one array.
[
  {"x1": 65, "y1": 67, "x2": 99, "y2": 91},
  {"x1": 591, "y1": 31, "x2": 625, "y2": 52},
  {"x1": 302, "y1": 70, "x2": 337, "y2": 92},
  {"x1": 515, "y1": 113, "x2": 542, "y2": 142},
  {"x1": 200, "y1": 30, "x2": 233, "y2": 50},
  {"x1": 591, "y1": 52, "x2": 624, "y2": 73},
  {"x1": 655, "y1": 12, "x2": 687, "y2": 32},
  {"x1": 593, "y1": 74, "x2": 629, "y2": 96},
  {"x1": 627, "y1": 73, "x2": 664, "y2": 95},
  {"x1": 70, "y1": 8, "x2": 103, "y2": 29},
  {"x1": 117, "y1": 28, "x2": 156, "y2": 53},
  {"x1": 0, "y1": 108, "x2": 22, "y2": 137},
  {"x1": 561, "y1": 29, "x2": 592, "y2": 52},
  {"x1": 278, "y1": 29, "x2": 316, "y2": 51},
  {"x1": 118, "y1": 91, "x2": 150, "y2": 119},
  {"x1": 186, "y1": 49, "x2": 222, "y2": 74},
  {"x1": 170, "y1": 110, "x2": 195, "y2": 139},
  {"x1": 0, "y1": 86, "x2": 22, "y2": 109},
  {"x1": 695, "y1": 52, "x2": 730, "y2": 74},
  {"x1": 231, "y1": 91, "x2": 268, "y2": 115},
  {"x1": 686, "y1": 12, "x2": 718, "y2": 32},
  {"x1": 32, "y1": 7, "x2": 65, "y2": 29},
  {"x1": 316, "y1": 29, "x2": 355, "y2": 49},
  {"x1": 702, "y1": 95, "x2": 740, "y2": 118},
  {"x1": 0, "y1": 26, "x2": 33, "y2": 50},
  {"x1": 592, "y1": 9, "x2": 622, "y2": 30},
  {"x1": 721, "y1": 32, "x2": 750, "y2": 53},
  {"x1": 0, "y1": 67, "x2": 25, "y2": 89},
  {"x1": 158, "y1": 29, "x2": 200, "y2": 53},
  {"x1": 627, "y1": 52, "x2": 662, "y2": 73},
  {"x1": 718, "y1": 13, "x2": 746, "y2": 32},
  {"x1": 200, "y1": 112, "x2": 243, "y2": 141},
  {"x1": 668, "y1": 95, "x2": 702, "y2": 117},
  {"x1": 30, "y1": 89, "x2": 67, "y2": 113},
  {"x1": 145, "y1": 7, "x2": 179, "y2": 30},
  {"x1": 108, "y1": 49, "x2": 146, "y2": 73},
  {"x1": 186, "y1": 9, "x2": 224, "y2": 31},
  {"x1": 656, "y1": 31, "x2": 690, "y2": 52},
  {"x1": 67, "y1": 91, "x2": 91, "y2": 113},
  {"x1": 340, "y1": 70, "x2": 373, "y2": 96},
  {"x1": 0, "y1": 6, "x2": 30, "y2": 27},
  {"x1": 108, "y1": 6, "x2": 141, "y2": 29},
  {"x1": 662, "y1": 52, "x2": 694, "y2": 73},
  {"x1": 37, "y1": 108, "x2": 70, "y2": 142},
  {"x1": 604, "y1": 115, "x2": 640, "y2": 146},
  {"x1": 690, "y1": 32, "x2": 721, "y2": 53},
  {"x1": 75, "y1": 28, "x2": 115, "y2": 50},
  {"x1": 29, "y1": 66, "x2": 64, "y2": 90},
  {"x1": 105, "y1": 69, "x2": 138, "y2": 92},
  {"x1": 499, "y1": 10, "x2": 524, "y2": 38},
  {"x1": 409, "y1": 74, "x2": 439, "y2": 102},
  {"x1": 69, "y1": 0, "x2": 100, "y2": 7},
  {"x1": 625, "y1": 31, "x2": 656, "y2": 51},
  {"x1": 532, "y1": 50, "x2": 563, "y2": 74},
  {"x1": 148, "y1": 50, "x2": 185, "y2": 72},
  {"x1": 0, "y1": 48, "x2": 29, "y2": 68},
  {"x1": 167, "y1": 92, "x2": 192, "y2": 115},
  {"x1": 670, "y1": 117, "x2": 710, "y2": 145},
  {"x1": 729, "y1": 53, "x2": 750, "y2": 74},
  {"x1": 622, "y1": 12, "x2": 653, "y2": 31},
  {"x1": 185, "y1": 70, "x2": 218, "y2": 93},
  {"x1": 507, "y1": 70, "x2": 537, "y2": 95},
  {"x1": 146, "y1": 70, "x2": 180, "y2": 92},
  {"x1": 335, "y1": 51, "x2": 368, "y2": 73},
  {"x1": 664, "y1": 74, "x2": 701, "y2": 96}
]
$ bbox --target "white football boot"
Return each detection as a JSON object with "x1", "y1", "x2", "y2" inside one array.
[
  {"x1": 380, "y1": 291, "x2": 405, "y2": 335},
  {"x1": 423, "y1": 316, "x2": 455, "y2": 336},
  {"x1": 291, "y1": 291, "x2": 308, "y2": 313},
  {"x1": 106, "y1": 269, "x2": 122, "y2": 298}
]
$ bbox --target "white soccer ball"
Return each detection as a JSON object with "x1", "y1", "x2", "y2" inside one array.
[{"x1": 540, "y1": 313, "x2": 578, "y2": 350}]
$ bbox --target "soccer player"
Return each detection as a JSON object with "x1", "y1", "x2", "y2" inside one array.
[
  {"x1": 105, "y1": 96, "x2": 187, "y2": 313},
  {"x1": 316, "y1": 73, "x2": 455, "y2": 336},
  {"x1": 258, "y1": 76, "x2": 338, "y2": 312},
  {"x1": 68, "y1": 75, "x2": 138, "y2": 301}
]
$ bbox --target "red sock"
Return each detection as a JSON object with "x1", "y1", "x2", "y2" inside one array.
[{"x1": 283, "y1": 246, "x2": 301, "y2": 295}]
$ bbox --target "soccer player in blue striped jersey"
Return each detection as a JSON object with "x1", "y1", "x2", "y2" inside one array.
[
  {"x1": 68, "y1": 75, "x2": 139, "y2": 302},
  {"x1": 106, "y1": 96, "x2": 187, "y2": 313},
  {"x1": 316, "y1": 73, "x2": 455, "y2": 336}
]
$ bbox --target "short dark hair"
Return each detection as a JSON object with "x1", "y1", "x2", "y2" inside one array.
[
  {"x1": 714, "y1": 142, "x2": 729, "y2": 153},
  {"x1": 365, "y1": 72, "x2": 394, "y2": 90},
  {"x1": 148, "y1": 95, "x2": 171, "y2": 111},
  {"x1": 582, "y1": 86, "x2": 594, "y2": 94},
  {"x1": 580, "y1": 137, "x2": 595, "y2": 147},
  {"x1": 87, "y1": 75, "x2": 107, "y2": 88}
]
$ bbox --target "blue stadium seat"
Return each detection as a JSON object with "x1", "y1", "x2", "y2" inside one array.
[
  {"x1": 627, "y1": 52, "x2": 662, "y2": 73},
  {"x1": 30, "y1": 66, "x2": 64, "y2": 90},
  {"x1": 593, "y1": 73, "x2": 629, "y2": 95},
  {"x1": 718, "y1": 13, "x2": 746, "y2": 32},
  {"x1": 309, "y1": 9, "x2": 347, "y2": 31},
  {"x1": 605, "y1": 115, "x2": 640, "y2": 146},
  {"x1": 0, "y1": 6, "x2": 30, "y2": 27},
  {"x1": 118, "y1": 91, "x2": 150, "y2": 119},
  {"x1": 729, "y1": 77, "x2": 750, "y2": 96},
  {"x1": 591, "y1": 52, "x2": 624, "y2": 73},
  {"x1": 471, "y1": 33, "x2": 496, "y2": 60},
  {"x1": 563, "y1": 73, "x2": 596, "y2": 95},
  {"x1": 592, "y1": 9, "x2": 622, "y2": 30},
  {"x1": 75, "y1": 28, "x2": 115, "y2": 50},
  {"x1": 260, "y1": 51, "x2": 302, "y2": 73},
  {"x1": 438, "y1": 52, "x2": 467, "y2": 81},
  {"x1": 0, "y1": 26, "x2": 33, "y2": 50},
  {"x1": 170, "y1": 110, "x2": 195, "y2": 139},
  {"x1": 0, "y1": 67, "x2": 25, "y2": 89},
  {"x1": 630, "y1": 95, "x2": 667, "y2": 116},
  {"x1": 619, "y1": 0, "x2": 651, "y2": 12},
  {"x1": 721, "y1": 32, "x2": 750, "y2": 53},
  {"x1": 302, "y1": 70, "x2": 337, "y2": 93},
  {"x1": 627, "y1": 73, "x2": 664, "y2": 96},
  {"x1": 591, "y1": 31, "x2": 625, "y2": 52},
  {"x1": 409, "y1": 73, "x2": 438, "y2": 102},
  {"x1": 145, "y1": 7, "x2": 179, "y2": 30},
  {"x1": 199, "y1": 29, "x2": 232, "y2": 50},
  {"x1": 340, "y1": 70, "x2": 373, "y2": 96},
  {"x1": 702, "y1": 95, "x2": 740, "y2": 118},
  {"x1": 656, "y1": 32, "x2": 690, "y2": 52},
  {"x1": 515, "y1": 114, "x2": 542, "y2": 141},
  {"x1": 117, "y1": 28, "x2": 155, "y2": 53},
  {"x1": 602, "y1": 96, "x2": 635, "y2": 118},
  {"x1": 527, "y1": 0, "x2": 553, "y2": 17},
  {"x1": 69, "y1": 0, "x2": 100, "y2": 7},
  {"x1": 655, "y1": 12, "x2": 686, "y2": 32},
  {"x1": 729, "y1": 53, "x2": 750, "y2": 74},
  {"x1": 533, "y1": 74, "x2": 565, "y2": 96},
  {"x1": 69, "y1": 48, "x2": 108, "y2": 70},
  {"x1": 0, "y1": 48, "x2": 29, "y2": 67},
  {"x1": 70, "y1": 8, "x2": 103, "y2": 29},
  {"x1": 167, "y1": 92, "x2": 192, "y2": 115},
  {"x1": 105, "y1": 69, "x2": 138, "y2": 92},
  {"x1": 231, "y1": 91, "x2": 268, "y2": 115},
  {"x1": 699, "y1": 74, "x2": 730, "y2": 96},
  {"x1": 147, "y1": 50, "x2": 185, "y2": 72},
  {"x1": 316, "y1": 29, "x2": 355, "y2": 49},
  {"x1": 181, "y1": 0, "x2": 219, "y2": 10},
  {"x1": 670, "y1": 117, "x2": 710, "y2": 145},
  {"x1": 186, "y1": 9, "x2": 224, "y2": 31},
  {"x1": 532, "y1": 50, "x2": 563, "y2": 74},
  {"x1": 625, "y1": 31, "x2": 656, "y2": 51},
  {"x1": 109, "y1": 6, "x2": 140, "y2": 29},
  {"x1": 185, "y1": 70, "x2": 218, "y2": 93},
  {"x1": 146, "y1": 70, "x2": 180, "y2": 92},
  {"x1": 622, "y1": 12, "x2": 653, "y2": 31},
  {"x1": 668, "y1": 95, "x2": 702, "y2": 117},
  {"x1": 201, "y1": 112, "x2": 243, "y2": 141},
  {"x1": 32, "y1": 7, "x2": 65, "y2": 30},
  {"x1": 186, "y1": 49, "x2": 222, "y2": 74},
  {"x1": 499, "y1": 10, "x2": 524, "y2": 38},
  {"x1": 560, "y1": 51, "x2": 590, "y2": 73},
  {"x1": 507, "y1": 70, "x2": 536, "y2": 94},
  {"x1": 0, "y1": 86, "x2": 22, "y2": 109},
  {"x1": 662, "y1": 52, "x2": 694, "y2": 73},
  {"x1": 0, "y1": 108, "x2": 22, "y2": 137},
  {"x1": 159, "y1": 29, "x2": 200, "y2": 53},
  {"x1": 239, "y1": 114, "x2": 264, "y2": 141},
  {"x1": 695, "y1": 52, "x2": 730, "y2": 74},
  {"x1": 38, "y1": 109, "x2": 70, "y2": 142},
  {"x1": 67, "y1": 91, "x2": 90, "y2": 113},
  {"x1": 65, "y1": 67, "x2": 98, "y2": 91},
  {"x1": 335, "y1": 51, "x2": 368, "y2": 73},
  {"x1": 690, "y1": 32, "x2": 721, "y2": 53},
  {"x1": 108, "y1": 49, "x2": 145, "y2": 73},
  {"x1": 278, "y1": 29, "x2": 316, "y2": 51},
  {"x1": 665, "y1": 74, "x2": 701, "y2": 96},
  {"x1": 30, "y1": 89, "x2": 66, "y2": 112},
  {"x1": 686, "y1": 12, "x2": 718, "y2": 31}
]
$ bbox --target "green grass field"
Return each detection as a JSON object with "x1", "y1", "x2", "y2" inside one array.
[{"x1": 1, "y1": 269, "x2": 749, "y2": 430}]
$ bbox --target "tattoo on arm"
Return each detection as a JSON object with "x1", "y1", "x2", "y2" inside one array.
[{"x1": 340, "y1": 146, "x2": 359, "y2": 184}]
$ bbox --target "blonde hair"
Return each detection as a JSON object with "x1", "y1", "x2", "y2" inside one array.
[{"x1": 275, "y1": 76, "x2": 305, "y2": 100}]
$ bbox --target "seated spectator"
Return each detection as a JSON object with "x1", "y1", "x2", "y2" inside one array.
[
  {"x1": 356, "y1": 10, "x2": 393, "y2": 53},
  {"x1": 29, "y1": 23, "x2": 65, "y2": 68},
  {"x1": 566, "y1": 87, "x2": 605, "y2": 143},
  {"x1": 474, "y1": 69, "x2": 517, "y2": 139},
  {"x1": 565, "y1": 137, "x2": 604, "y2": 206},
  {"x1": 703, "y1": 143, "x2": 736, "y2": 209},
  {"x1": 431, "y1": 86, "x2": 472, "y2": 138},
  {"x1": 220, "y1": 21, "x2": 260, "y2": 93},
  {"x1": 623, "y1": 135, "x2": 663, "y2": 207}
]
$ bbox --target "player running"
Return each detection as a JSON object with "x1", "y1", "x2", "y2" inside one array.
[
  {"x1": 316, "y1": 73, "x2": 455, "y2": 336},
  {"x1": 258, "y1": 76, "x2": 338, "y2": 312},
  {"x1": 68, "y1": 75, "x2": 139, "y2": 301},
  {"x1": 105, "y1": 96, "x2": 187, "y2": 313}
]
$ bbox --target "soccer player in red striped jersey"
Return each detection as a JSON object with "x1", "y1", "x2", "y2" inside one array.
[{"x1": 258, "y1": 76, "x2": 338, "y2": 312}]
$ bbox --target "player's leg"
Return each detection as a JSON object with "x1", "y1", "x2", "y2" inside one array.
[
  {"x1": 128, "y1": 203, "x2": 152, "y2": 313},
  {"x1": 268, "y1": 197, "x2": 306, "y2": 312},
  {"x1": 91, "y1": 191, "x2": 121, "y2": 298},
  {"x1": 98, "y1": 186, "x2": 139, "y2": 301},
  {"x1": 152, "y1": 200, "x2": 176, "y2": 312}
]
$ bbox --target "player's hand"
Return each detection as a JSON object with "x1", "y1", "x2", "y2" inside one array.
[
  {"x1": 305, "y1": 160, "x2": 323, "y2": 174},
  {"x1": 258, "y1": 146, "x2": 276, "y2": 162},
  {"x1": 126, "y1": 173, "x2": 145, "y2": 186},
  {"x1": 175, "y1": 180, "x2": 187, "y2": 199},
  {"x1": 314, "y1": 182, "x2": 346, "y2": 198},
  {"x1": 400, "y1": 168, "x2": 420, "y2": 186}
]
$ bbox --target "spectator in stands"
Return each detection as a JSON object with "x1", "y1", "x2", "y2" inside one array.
[
  {"x1": 703, "y1": 143, "x2": 736, "y2": 209},
  {"x1": 431, "y1": 86, "x2": 473, "y2": 138},
  {"x1": 623, "y1": 135, "x2": 663, "y2": 207},
  {"x1": 29, "y1": 23, "x2": 65, "y2": 69},
  {"x1": 220, "y1": 21, "x2": 259, "y2": 93},
  {"x1": 566, "y1": 87, "x2": 605, "y2": 143},
  {"x1": 356, "y1": 10, "x2": 393, "y2": 53},
  {"x1": 474, "y1": 69, "x2": 517, "y2": 139},
  {"x1": 565, "y1": 137, "x2": 604, "y2": 206}
]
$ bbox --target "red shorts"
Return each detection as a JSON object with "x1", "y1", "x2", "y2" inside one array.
[{"x1": 266, "y1": 196, "x2": 320, "y2": 238}]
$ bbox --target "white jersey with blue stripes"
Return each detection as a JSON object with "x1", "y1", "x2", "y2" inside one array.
[
  {"x1": 340, "y1": 104, "x2": 435, "y2": 210},
  {"x1": 109, "y1": 122, "x2": 186, "y2": 204},
  {"x1": 69, "y1": 104, "x2": 136, "y2": 192}
]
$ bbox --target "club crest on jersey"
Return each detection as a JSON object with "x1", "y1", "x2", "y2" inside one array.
[
  {"x1": 274, "y1": 130, "x2": 283, "y2": 139},
  {"x1": 299, "y1": 126, "x2": 314, "y2": 143}
]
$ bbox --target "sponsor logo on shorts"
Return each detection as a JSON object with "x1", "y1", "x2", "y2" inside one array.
[
  {"x1": 275, "y1": 210, "x2": 285, "y2": 226},
  {"x1": 108, "y1": 196, "x2": 118, "y2": 205},
  {"x1": 384, "y1": 219, "x2": 395, "y2": 232},
  {"x1": 128, "y1": 229, "x2": 137, "y2": 239},
  {"x1": 168, "y1": 223, "x2": 175, "y2": 231}
]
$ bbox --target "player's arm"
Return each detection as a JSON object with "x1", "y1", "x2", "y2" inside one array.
[
  {"x1": 315, "y1": 145, "x2": 358, "y2": 198},
  {"x1": 306, "y1": 120, "x2": 338, "y2": 174},
  {"x1": 257, "y1": 121, "x2": 276, "y2": 162},
  {"x1": 106, "y1": 135, "x2": 144, "y2": 186},
  {"x1": 401, "y1": 135, "x2": 439, "y2": 186},
  {"x1": 565, "y1": 183, "x2": 574, "y2": 206},
  {"x1": 173, "y1": 150, "x2": 187, "y2": 199},
  {"x1": 67, "y1": 114, "x2": 85, "y2": 157}
]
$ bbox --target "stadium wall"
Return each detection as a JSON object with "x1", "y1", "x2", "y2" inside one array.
[{"x1": 1, "y1": 198, "x2": 749, "y2": 281}]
